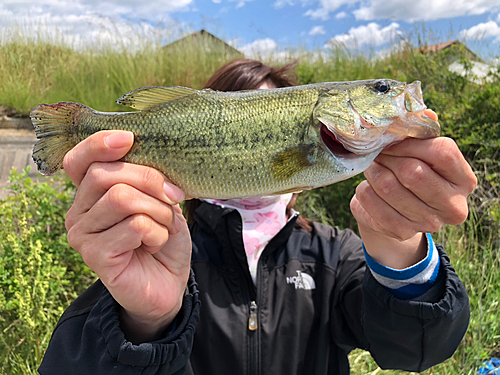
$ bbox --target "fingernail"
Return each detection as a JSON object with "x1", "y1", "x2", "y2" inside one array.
[
  {"x1": 164, "y1": 182, "x2": 185, "y2": 203},
  {"x1": 104, "y1": 132, "x2": 134, "y2": 149},
  {"x1": 424, "y1": 109, "x2": 438, "y2": 122}
]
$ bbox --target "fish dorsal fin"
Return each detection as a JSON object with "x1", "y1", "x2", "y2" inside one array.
[{"x1": 116, "y1": 86, "x2": 198, "y2": 110}]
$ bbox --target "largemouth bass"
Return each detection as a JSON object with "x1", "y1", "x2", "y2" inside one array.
[{"x1": 31, "y1": 80, "x2": 440, "y2": 199}]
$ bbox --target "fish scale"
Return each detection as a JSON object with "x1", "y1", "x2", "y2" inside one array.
[{"x1": 30, "y1": 80, "x2": 440, "y2": 199}]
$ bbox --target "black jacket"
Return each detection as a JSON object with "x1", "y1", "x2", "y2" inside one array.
[{"x1": 39, "y1": 202, "x2": 469, "y2": 375}]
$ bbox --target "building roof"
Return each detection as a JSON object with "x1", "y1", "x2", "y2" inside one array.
[
  {"x1": 422, "y1": 39, "x2": 460, "y2": 53},
  {"x1": 165, "y1": 29, "x2": 243, "y2": 57},
  {"x1": 419, "y1": 39, "x2": 481, "y2": 61}
]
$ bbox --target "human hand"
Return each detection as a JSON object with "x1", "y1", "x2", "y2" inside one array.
[
  {"x1": 350, "y1": 110, "x2": 477, "y2": 269},
  {"x1": 64, "y1": 131, "x2": 192, "y2": 343}
]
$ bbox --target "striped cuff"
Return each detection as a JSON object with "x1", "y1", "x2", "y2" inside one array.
[{"x1": 363, "y1": 233, "x2": 441, "y2": 300}]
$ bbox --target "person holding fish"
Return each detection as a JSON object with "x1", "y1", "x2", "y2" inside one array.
[{"x1": 37, "y1": 59, "x2": 477, "y2": 375}]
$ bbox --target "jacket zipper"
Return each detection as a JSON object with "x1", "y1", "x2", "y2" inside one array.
[
  {"x1": 249, "y1": 252, "x2": 267, "y2": 375},
  {"x1": 248, "y1": 300, "x2": 258, "y2": 375},
  {"x1": 248, "y1": 252, "x2": 266, "y2": 375},
  {"x1": 248, "y1": 301, "x2": 258, "y2": 330},
  {"x1": 246, "y1": 219, "x2": 296, "y2": 375}
]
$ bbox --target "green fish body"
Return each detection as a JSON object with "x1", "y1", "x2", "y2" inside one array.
[{"x1": 31, "y1": 80, "x2": 440, "y2": 199}]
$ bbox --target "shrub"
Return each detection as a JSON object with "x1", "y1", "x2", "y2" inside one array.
[{"x1": 0, "y1": 168, "x2": 95, "y2": 374}]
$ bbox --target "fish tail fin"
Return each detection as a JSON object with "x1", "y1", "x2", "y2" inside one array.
[{"x1": 30, "y1": 102, "x2": 92, "y2": 175}]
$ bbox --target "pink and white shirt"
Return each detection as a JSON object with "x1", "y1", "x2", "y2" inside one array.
[{"x1": 203, "y1": 194, "x2": 293, "y2": 283}]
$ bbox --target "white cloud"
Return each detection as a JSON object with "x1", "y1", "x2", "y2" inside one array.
[
  {"x1": 459, "y1": 20, "x2": 500, "y2": 42},
  {"x1": 304, "y1": 8, "x2": 329, "y2": 21},
  {"x1": 240, "y1": 38, "x2": 294, "y2": 61},
  {"x1": 303, "y1": 0, "x2": 499, "y2": 23},
  {"x1": 229, "y1": 0, "x2": 253, "y2": 8},
  {"x1": 274, "y1": 0, "x2": 315, "y2": 8},
  {"x1": 309, "y1": 25, "x2": 325, "y2": 35},
  {"x1": 325, "y1": 22, "x2": 402, "y2": 49},
  {"x1": 213, "y1": 0, "x2": 222, "y2": 3},
  {"x1": 335, "y1": 11, "x2": 347, "y2": 19},
  {"x1": 353, "y1": 0, "x2": 500, "y2": 22},
  {"x1": 0, "y1": 0, "x2": 193, "y2": 49},
  {"x1": 85, "y1": 0, "x2": 192, "y2": 13},
  {"x1": 241, "y1": 38, "x2": 278, "y2": 56},
  {"x1": 0, "y1": 1, "x2": 193, "y2": 24},
  {"x1": 304, "y1": 0, "x2": 352, "y2": 21},
  {"x1": 274, "y1": 0, "x2": 295, "y2": 8}
]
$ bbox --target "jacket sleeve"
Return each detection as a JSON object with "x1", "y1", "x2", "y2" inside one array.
[
  {"x1": 362, "y1": 246, "x2": 469, "y2": 372},
  {"x1": 38, "y1": 271, "x2": 200, "y2": 375},
  {"x1": 331, "y1": 228, "x2": 469, "y2": 372}
]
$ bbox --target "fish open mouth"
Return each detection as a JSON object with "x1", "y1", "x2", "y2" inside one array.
[
  {"x1": 319, "y1": 122, "x2": 381, "y2": 174},
  {"x1": 318, "y1": 107, "x2": 440, "y2": 158},
  {"x1": 320, "y1": 123, "x2": 359, "y2": 159}
]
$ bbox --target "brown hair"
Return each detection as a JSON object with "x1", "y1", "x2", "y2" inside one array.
[
  {"x1": 185, "y1": 59, "x2": 312, "y2": 232},
  {"x1": 203, "y1": 59, "x2": 299, "y2": 91}
]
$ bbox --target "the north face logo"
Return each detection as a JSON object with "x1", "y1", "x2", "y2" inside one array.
[{"x1": 286, "y1": 271, "x2": 316, "y2": 290}]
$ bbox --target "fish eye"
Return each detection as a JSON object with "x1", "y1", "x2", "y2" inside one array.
[{"x1": 374, "y1": 80, "x2": 390, "y2": 94}]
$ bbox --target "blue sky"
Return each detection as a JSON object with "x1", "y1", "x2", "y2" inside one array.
[{"x1": 1, "y1": 1, "x2": 500, "y2": 60}]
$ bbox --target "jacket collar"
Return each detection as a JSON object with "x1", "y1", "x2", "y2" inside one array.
[
  {"x1": 192, "y1": 202, "x2": 299, "y2": 296},
  {"x1": 193, "y1": 201, "x2": 298, "y2": 251}
]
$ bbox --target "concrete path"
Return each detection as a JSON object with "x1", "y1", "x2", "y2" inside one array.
[{"x1": 0, "y1": 128, "x2": 49, "y2": 199}]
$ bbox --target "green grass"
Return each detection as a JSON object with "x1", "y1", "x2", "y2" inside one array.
[
  {"x1": 0, "y1": 25, "x2": 235, "y2": 115},
  {"x1": 1, "y1": 23, "x2": 499, "y2": 374}
]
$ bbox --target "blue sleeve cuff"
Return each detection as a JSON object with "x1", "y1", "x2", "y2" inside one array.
[{"x1": 363, "y1": 233, "x2": 441, "y2": 300}]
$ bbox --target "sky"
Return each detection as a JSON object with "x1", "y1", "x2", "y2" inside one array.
[{"x1": 1, "y1": 0, "x2": 500, "y2": 60}]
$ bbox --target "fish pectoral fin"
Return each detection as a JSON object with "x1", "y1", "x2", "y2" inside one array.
[
  {"x1": 116, "y1": 86, "x2": 199, "y2": 110},
  {"x1": 272, "y1": 144, "x2": 315, "y2": 180}
]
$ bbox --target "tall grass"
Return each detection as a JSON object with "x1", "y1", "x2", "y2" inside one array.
[
  {"x1": 1, "y1": 23, "x2": 499, "y2": 374},
  {"x1": 0, "y1": 24, "x2": 235, "y2": 115}
]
